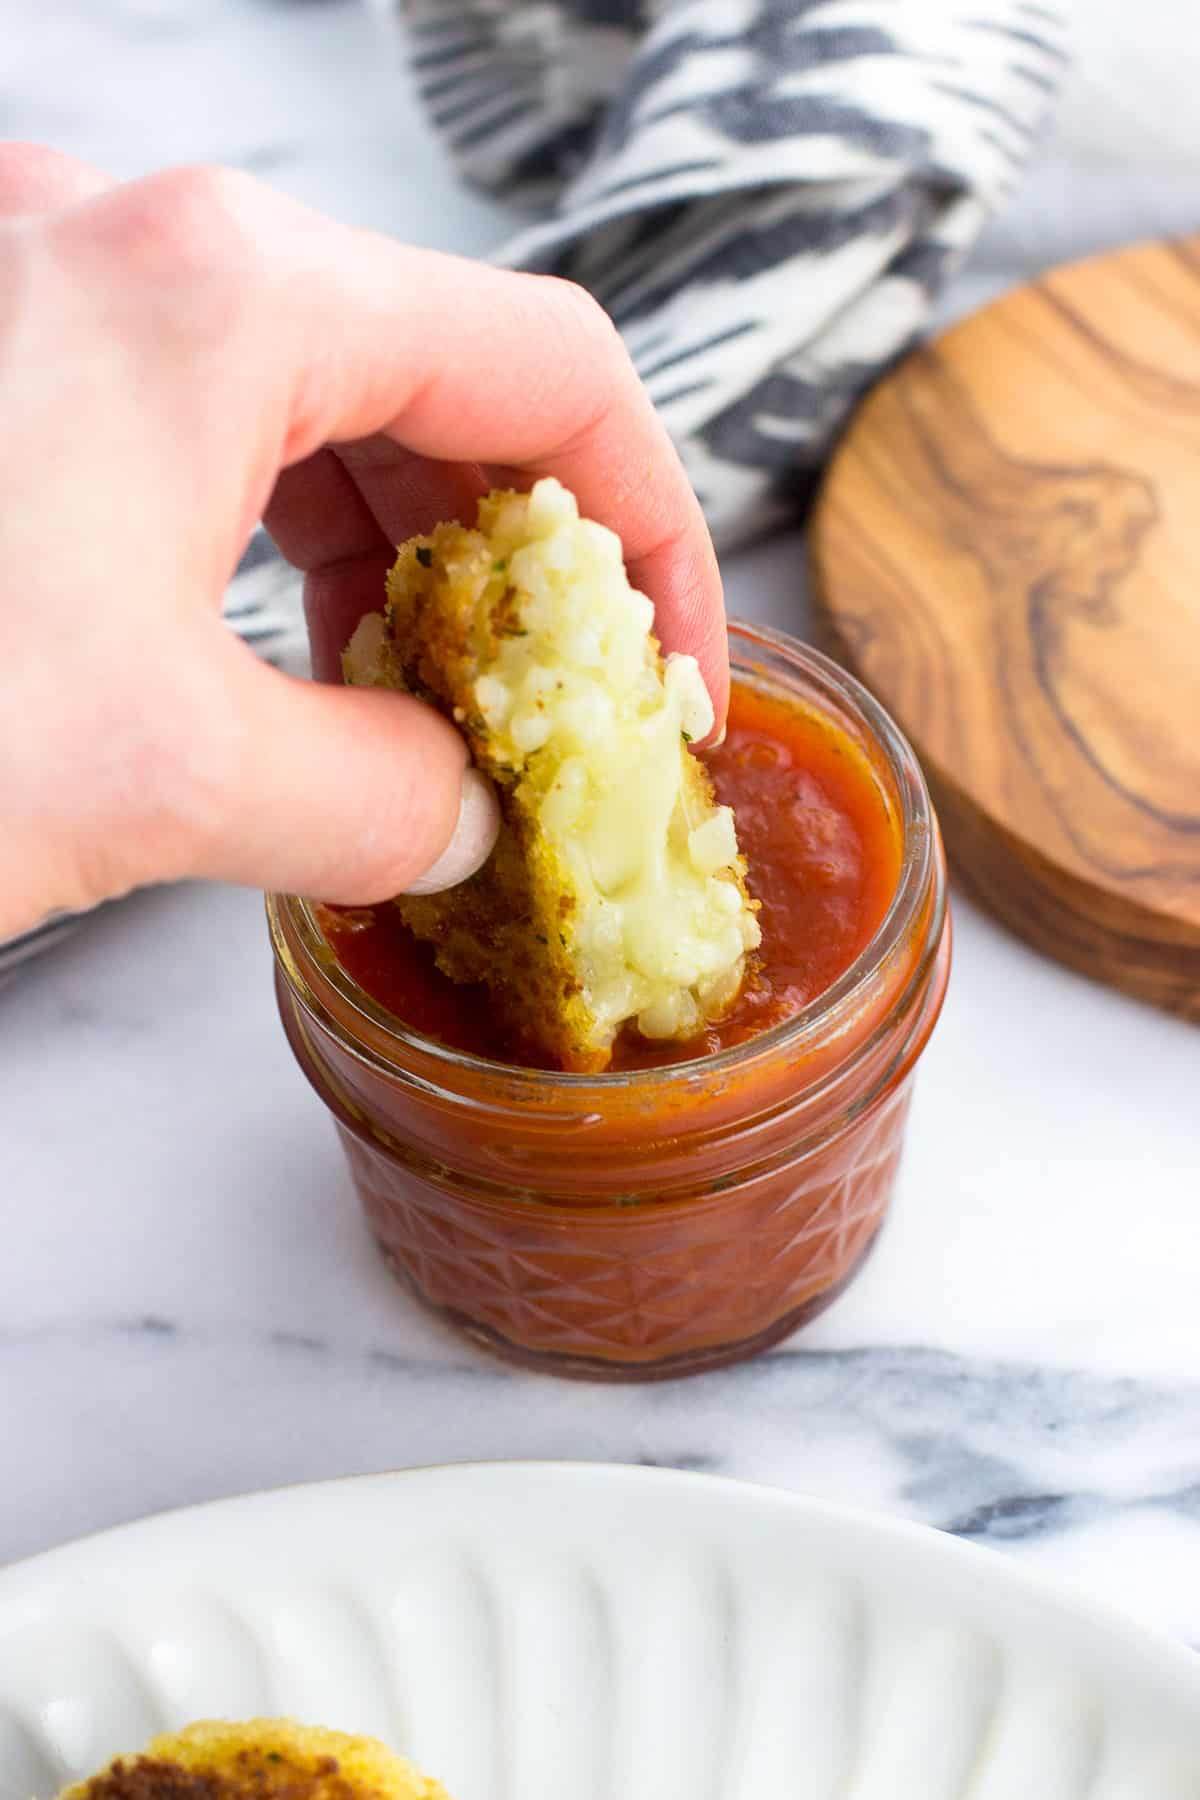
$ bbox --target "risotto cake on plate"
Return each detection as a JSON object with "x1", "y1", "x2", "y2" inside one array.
[{"x1": 58, "y1": 1719, "x2": 448, "y2": 1800}]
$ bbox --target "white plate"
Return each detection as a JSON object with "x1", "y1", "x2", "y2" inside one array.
[{"x1": 1, "y1": 1465, "x2": 1198, "y2": 1800}]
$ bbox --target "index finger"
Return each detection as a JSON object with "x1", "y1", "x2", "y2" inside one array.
[{"x1": 247, "y1": 185, "x2": 728, "y2": 723}]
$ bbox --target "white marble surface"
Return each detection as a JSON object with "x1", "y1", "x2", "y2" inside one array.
[{"x1": 3, "y1": 0, "x2": 1200, "y2": 1660}]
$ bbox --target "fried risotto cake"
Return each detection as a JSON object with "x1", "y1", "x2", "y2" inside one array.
[
  {"x1": 344, "y1": 477, "x2": 761, "y2": 1072},
  {"x1": 58, "y1": 1719, "x2": 448, "y2": 1800}
]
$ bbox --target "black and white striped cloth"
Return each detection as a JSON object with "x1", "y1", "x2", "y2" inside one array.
[{"x1": 401, "y1": 0, "x2": 1069, "y2": 547}]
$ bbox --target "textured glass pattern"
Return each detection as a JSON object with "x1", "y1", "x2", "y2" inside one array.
[{"x1": 346, "y1": 1082, "x2": 911, "y2": 1369}]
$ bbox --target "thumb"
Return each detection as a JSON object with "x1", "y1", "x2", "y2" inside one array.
[{"x1": 191, "y1": 634, "x2": 499, "y2": 901}]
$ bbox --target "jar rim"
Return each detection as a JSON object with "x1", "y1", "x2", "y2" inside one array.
[{"x1": 268, "y1": 620, "x2": 943, "y2": 1096}]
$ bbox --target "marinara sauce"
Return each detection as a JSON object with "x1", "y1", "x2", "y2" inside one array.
[
  {"x1": 325, "y1": 682, "x2": 902, "y2": 1072},
  {"x1": 269, "y1": 624, "x2": 949, "y2": 1380}
]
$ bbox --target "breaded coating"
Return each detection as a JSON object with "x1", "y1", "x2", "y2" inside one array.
[
  {"x1": 58, "y1": 1719, "x2": 448, "y2": 1800},
  {"x1": 344, "y1": 477, "x2": 761, "y2": 1071}
]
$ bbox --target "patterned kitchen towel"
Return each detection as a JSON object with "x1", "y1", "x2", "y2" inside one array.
[{"x1": 399, "y1": 0, "x2": 1069, "y2": 547}]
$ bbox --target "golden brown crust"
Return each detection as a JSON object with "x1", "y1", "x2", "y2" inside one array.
[
  {"x1": 66, "y1": 1752, "x2": 347, "y2": 1800},
  {"x1": 382, "y1": 513, "x2": 607, "y2": 1070},
  {"x1": 60, "y1": 1721, "x2": 447, "y2": 1800}
]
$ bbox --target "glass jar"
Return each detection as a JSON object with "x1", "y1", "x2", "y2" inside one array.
[{"x1": 268, "y1": 622, "x2": 950, "y2": 1380}]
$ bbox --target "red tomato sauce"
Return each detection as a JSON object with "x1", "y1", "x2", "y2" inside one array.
[{"x1": 326, "y1": 679, "x2": 901, "y2": 1070}]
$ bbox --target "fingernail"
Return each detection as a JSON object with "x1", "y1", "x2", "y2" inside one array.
[
  {"x1": 404, "y1": 767, "x2": 500, "y2": 895},
  {"x1": 710, "y1": 723, "x2": 727, "y2": 749}
]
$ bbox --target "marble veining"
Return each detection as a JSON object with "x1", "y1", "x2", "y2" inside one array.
[
  {"x1": 2, "y1": 0, "x2": 1200, "y2": 1674},
  {"x1": 4, "y1": 1310, "x2": 1200, "y2": 1647}
]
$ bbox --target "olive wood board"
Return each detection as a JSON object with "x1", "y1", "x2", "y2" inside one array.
[{"x1": 810, "y1": 235, "x2": 1200, "y2": 1021}]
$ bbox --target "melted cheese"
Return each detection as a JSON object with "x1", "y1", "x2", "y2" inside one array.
[{"x1": 459, "y1": 479, "x2": 759, "y2": 1043}]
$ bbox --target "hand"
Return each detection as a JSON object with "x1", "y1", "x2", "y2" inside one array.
[{"x1": 0, "y1": 145, "x2": 726, "y2": 941}]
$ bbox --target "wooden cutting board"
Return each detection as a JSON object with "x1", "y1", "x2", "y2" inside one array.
[{"x1": 810, "y1": 236, "x2": 1200, "y2": 1020}]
